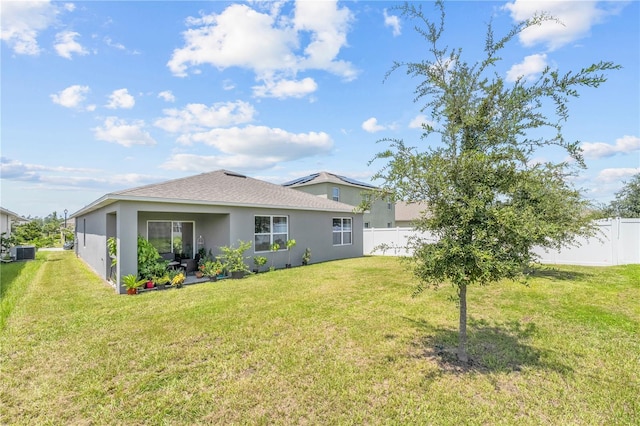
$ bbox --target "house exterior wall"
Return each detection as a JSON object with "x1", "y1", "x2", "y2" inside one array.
[
  {"x1": 230, "y1": 207, "x2": 363, "y2": 267},
  {"x1": 74, "y1": 206, "x2": 110, "y2": 286},
  {"x1": 0, "y1": 212, "x2": 11, "y2": 236},
  {"x1": 292, "y1": 183, "x2": 394, "y2": 229},
  {"x1": 75, "y1": 200, "x2": 363, "y2": 294}
]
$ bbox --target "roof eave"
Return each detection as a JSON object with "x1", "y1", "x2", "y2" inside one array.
[{"x1": 72, "y1": 194, "x2": 358, "y2": 216}]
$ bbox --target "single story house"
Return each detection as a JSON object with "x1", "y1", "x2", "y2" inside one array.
[
  {"x1": 1, "y1": 207, "x2": 29, "y2": 237},
  {"x1": 71, "y1": 170, "x2": 363, "y2": 294}
]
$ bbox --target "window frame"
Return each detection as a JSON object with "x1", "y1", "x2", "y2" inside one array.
[
  {"x1": 332, "y1": 217, "x2": 353, "y2": 246},
  {"x1": 332, "y1": 187, "x2": 340, "y2": 202},
  {"x1": 254, "y1": 215, "x2": 289, "y2": 253},
  {"x1": 146, "y1": 220, "x2": 195, "y2": 257}
]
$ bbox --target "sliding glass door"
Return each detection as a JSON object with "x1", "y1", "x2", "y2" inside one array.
[{"x1": 147, "y1": 221, "x2": 194, "y2": 258}]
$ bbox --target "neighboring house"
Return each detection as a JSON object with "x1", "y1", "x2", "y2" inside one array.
[
  {"x1": 395, "y1": 201, "x2": 429, "y2": 228},
  {"x1": 71, "y1": 170, "x2": 363, "y2": 294},
  {"x1": 283, "y1": 172, "x2": 395, "y2": 229},
  {"x1": 0, "y1": 207, "x2": 28, "y2": 237}
]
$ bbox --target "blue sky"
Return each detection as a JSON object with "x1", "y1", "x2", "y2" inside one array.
[{"x1": 1, "y1": 0, "x2": 638, "y2": 218}]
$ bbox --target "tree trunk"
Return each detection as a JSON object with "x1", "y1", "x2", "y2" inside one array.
[{"x1": 458, "y1": 283, "x2": 468, "y2": 363}]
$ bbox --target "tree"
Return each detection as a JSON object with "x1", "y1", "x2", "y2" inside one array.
[
  {"x1": 371, "y1": 2, "x2": 619, "y2": 363},
  {"x1": 603, "y1": 174, "x2": 640, "y2": 218}
]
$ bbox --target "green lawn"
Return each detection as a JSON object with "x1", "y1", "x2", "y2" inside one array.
[{"x1": 1, "y1": 251, "x2": 638, "y2": 425}]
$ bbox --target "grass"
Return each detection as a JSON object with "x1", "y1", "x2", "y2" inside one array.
[{"x1": 1, "y1": 251, "x2": 638, "y2": 425}]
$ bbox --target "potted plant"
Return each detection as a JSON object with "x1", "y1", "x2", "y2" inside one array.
[
  {"x1": 219, "y1": 240, "x2": 252, "y2": 279},
  {"x1": 302, "y1": 247, "x2": 311, "y2": 266},
  {"x1": 171, "y1": 271, "x2": 185, "y2": 288},
  {"x1": 269, "y1": 242, "x2": 280, "y2": 271},
  {"x1": 196, "y1": 264, "x2": 205, "y2": 279},
  {"x1": 122, "y1": 274, "x2": 145, "y2": 295},
  {"x1": 285, "y1": 239, "x2": 296, "y2": 268},
  {"x1": 253, "y1": 256, "x2": 267, "y2": 273},
  {"x1": 154, "y1": 273, "x2": 170, "y2": 289},
  {"x1": 196, "y1": 248, "x2": 208, "y2": 278},
  {"x1": 202, "y1": 259, "x2": 224, "y2": 282}
]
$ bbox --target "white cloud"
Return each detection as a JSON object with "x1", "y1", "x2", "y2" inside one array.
[
  {"x1": 383, "y1": 9, "x2": 401, "y2": 37},
  {"x1": 54, "y1": 30, "x2": 88, "y2": 59},
  {"x1": 93, "y1": 117, "x2": 156, "y2": 147},
  {"x1": 167, "y1": 1, "x2": 357, "y2": 94},
  {"x1": 104, "y1": 36, "x2": 125, "y2": 50},
  {"x1": 503, "y1": 0, "x2": 621, "y2": 51},
  {"x1": 253, "y1": 77, "x2": 318, "y2": 99},
  {"x1": 581, "y1": 135, "x2": 640, "y2": 159},
  {"x1": 50, "y1": 85, "x2": 90, "y2": 109},
  {"x1": 162, "y1": 125, "x2": 333, "y2": 172},
  {"x1": 293, "y1": 0, "x2": 356, "y2": 79},
  {"x1": 0, "y1": 0, "x2": 58, "y2": 55},
  {"x1": 106, "y1": 88, "x2": 135, "y2": 109},
  {"x1": 409, "y1": 114, "x2": 436, "y2": 130},
  {"x1": 161, "y1": 153, "x2": 275, "y2": 172},
  {"x1": 595, "y1": 167, "x2": 640, "y2": 184},
  {"x1": 0, "y1": 157, "x2": 163, "y2": 194},
  {"x1": 168, "y1": 4, "x2": 297, "y2": 77},
  {"x1": 154, "y1": 101, "x2": 256, "y2": 134},
  {"x1": 362, "y1": 117, "x2": 386, "y2": 133},
  {"x1": 158, "y1": 90, "x2": 176, "y2": 102},
  {"x1": 188, "y1": 125, "x2": 332, "y2": 156},
  {"x1": 506, "y1": 53, "x2": 548, "y2": 82}
]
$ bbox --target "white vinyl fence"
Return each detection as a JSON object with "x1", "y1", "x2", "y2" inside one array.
[{"x1": 363, "y1": 218, "x2": 640, "y2": 266}]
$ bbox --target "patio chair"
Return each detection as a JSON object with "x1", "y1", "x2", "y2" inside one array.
[{"x1": 181, "y1": 258, "x2": 198, "y2": 275}]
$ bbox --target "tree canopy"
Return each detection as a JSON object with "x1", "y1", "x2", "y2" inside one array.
[
  {"x1": 371, "y1": 2, "x2": 619, "y2": 363},
  {"x1": 601, "y1": 174, "x2": 640, "y2": 218}
]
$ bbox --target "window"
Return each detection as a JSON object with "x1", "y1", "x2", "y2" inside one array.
[
  {"x1": 255, "y1": 215, "x2": 288, "y2": 252},
  {"x1": 147, "y1": 221, "x2": 194, "y2": 257},
  {"x1": 333, "y1": 217, "x2": 352, "y2": 245},
  {"x1": 362, "y1": 193, "x2": 372, "y2": 213},
  {"x1": 364, "y1": 222, "x2": 370, "y2": 229},
  {"x1": 332, "y1": 187, "x2": 340, "y2": 202}
]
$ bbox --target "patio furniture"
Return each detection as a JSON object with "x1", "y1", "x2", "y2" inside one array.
[{"x1": 180, "y1": 258, "x2": 197, "y2": 275}]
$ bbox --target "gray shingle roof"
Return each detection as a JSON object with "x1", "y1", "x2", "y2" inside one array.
[
  {"x1": 283, "y1": 171, "x2": 377, "y2": 189},
  {"x1": 395, "y1": 201, "x2": 429, "y2": 222},
  {"x1": 76, "y1": 170, "x2": 356, "y2": 216}
]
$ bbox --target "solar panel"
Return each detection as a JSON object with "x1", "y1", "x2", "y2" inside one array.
[
  {"x1": 282, "y1": 173, "x2": 320, "y2": 186},
  {"x1": 334, "y1": 174, "x2": 377, "y2": 189},
  {"x1": 224, "y1": 171, "x2": 247, "y2": 178}
]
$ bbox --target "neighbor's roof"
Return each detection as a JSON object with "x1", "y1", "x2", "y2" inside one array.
[
  {"x1": 0, "y1": 207, "x2": 29, "y2": 221},
  {"x1": 72, "y1": 170, "x2": 357, "y2": 217},
  {"x1": 282, "y1": 171, "x2": 377, "y2": 189},
  {"x1": 395, "y1": 201, "x2": 429, "y2": 222}
]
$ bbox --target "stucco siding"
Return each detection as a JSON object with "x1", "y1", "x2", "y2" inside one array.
[
  {"x1": 75, "y1": 206, "x2": 111, "y2": 286},
  {"x1": 0, "y1": 213, "x2": 10, "y2": 236},
  {"x1": 292, "y1": 182, "x2": 394, "y2": 229},
  {"x1": 74, "y1": 199, "x2": 363, "y2": 293}
]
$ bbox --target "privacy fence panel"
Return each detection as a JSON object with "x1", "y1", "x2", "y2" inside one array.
[{"x1": 364, "y1": 218, "x2": 639, "y2": 266}]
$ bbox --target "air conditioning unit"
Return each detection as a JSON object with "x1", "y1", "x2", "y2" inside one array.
[{"x1": 10, "y1": 245, "x2": 36, "y2": 261}]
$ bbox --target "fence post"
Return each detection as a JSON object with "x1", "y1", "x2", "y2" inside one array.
[{"x1": 611, "y1": 217, "x2": 619, "y2": 266}]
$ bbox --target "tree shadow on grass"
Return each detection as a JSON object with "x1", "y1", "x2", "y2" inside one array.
[
  {"x1": 404, "y1": 316, "x2": 573, "y2": 376},
  {"x1": 526, "y1": 265, "x2": 591, "y2": 281}
]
